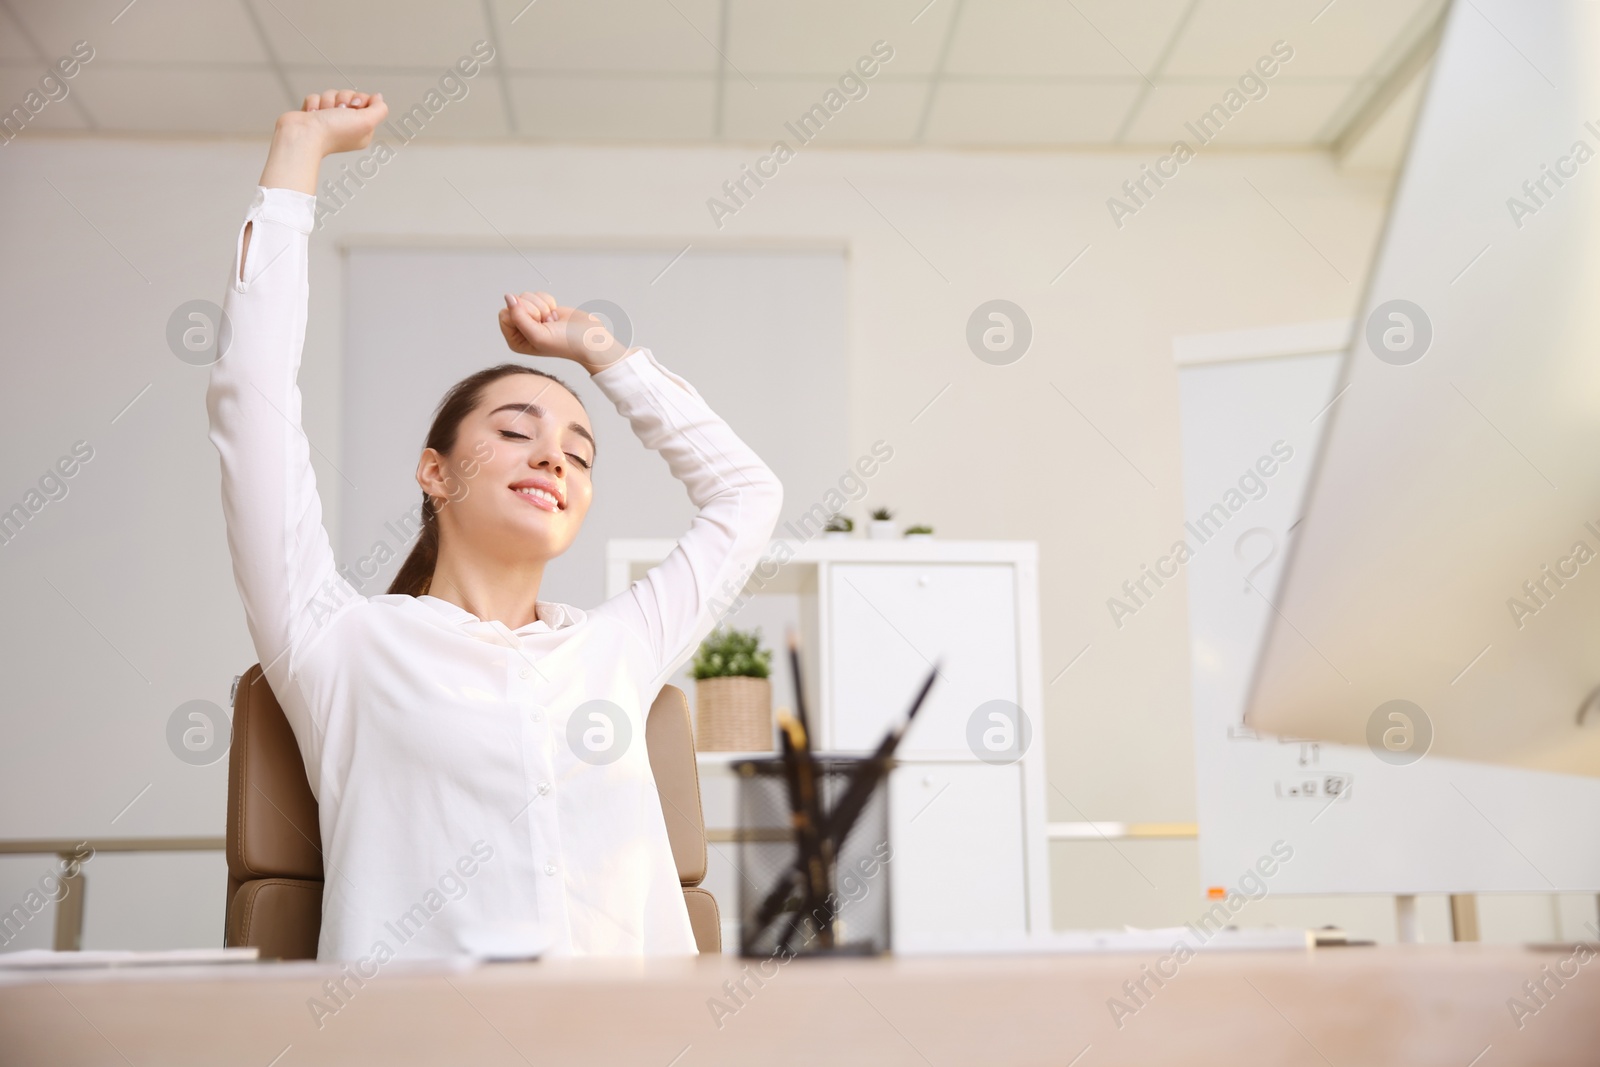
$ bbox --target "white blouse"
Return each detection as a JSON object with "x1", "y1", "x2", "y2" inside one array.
[{"x1": 207, "y1": 185, "x2": 783, "y2": 962}]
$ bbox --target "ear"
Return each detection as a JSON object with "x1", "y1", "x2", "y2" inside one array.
[{"x1": 416, "y1": 447, "x2": 452, "y2": 507}]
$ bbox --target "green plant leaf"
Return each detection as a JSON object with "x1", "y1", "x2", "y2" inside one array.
[{"x1": 690, "y1": 623, "x2": 773, "y2": 678}]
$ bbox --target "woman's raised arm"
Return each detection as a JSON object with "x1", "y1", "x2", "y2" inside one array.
[
  {"x1": 582, "y1": 347, "x2": 785, "y2": 691},
  {"x1": 496, "y1": 294, "x2": 785, "y2": 690},
  {"x1": 206, "y1": 91, "x2": 387, "y2": 709},
  {"x1": 242, "y1": 90, "x2": 388, "y2": 274}
]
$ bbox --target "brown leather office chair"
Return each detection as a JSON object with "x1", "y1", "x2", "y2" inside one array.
[{"x1": 223, "y1": 663, "x2": 721, "y2": 958}]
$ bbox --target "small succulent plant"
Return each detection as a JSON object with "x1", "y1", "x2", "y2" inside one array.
[
  {"x1": 690, "y1": 624, "x2": 772, "y2": 680},
  {"x1": 870, "y1": 506, "x2": 893, "y2": 521},
  {"x1": 824, "y1": 513, "x2": 854, "y2": 532}
]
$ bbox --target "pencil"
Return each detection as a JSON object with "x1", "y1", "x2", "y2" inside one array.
[
  {"x1": 787, "y1": 629, "x2": 837, "y2": 943},
  {"x1": 775, "y1": 708, "x2": 829, "y2": 949}
]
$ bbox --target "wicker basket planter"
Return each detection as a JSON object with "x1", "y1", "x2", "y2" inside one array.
[{"x1": 695, "y1": 675, "x2": 773, "y2": 752}]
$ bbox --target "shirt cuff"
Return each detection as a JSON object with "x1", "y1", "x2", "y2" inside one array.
[
  {"x1": 589, "y1": 347, "x2": 702, "y2": 405},
  {"x1": 247, "y1": 185, "x2": 317, "y2": 235}
]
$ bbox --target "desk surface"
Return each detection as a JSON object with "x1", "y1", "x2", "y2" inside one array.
[{"x1": 1, "y1": 944, "x2": 1593, "y2": 1066}]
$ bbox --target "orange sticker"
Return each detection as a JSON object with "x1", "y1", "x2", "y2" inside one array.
[{"x1": 1206, "y1": 887, "x2": 1226, "y2": 899}]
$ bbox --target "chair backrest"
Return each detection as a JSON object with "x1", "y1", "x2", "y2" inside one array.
[{"x1": 224, "y1": 663, "x2": 720, "y2": 957}]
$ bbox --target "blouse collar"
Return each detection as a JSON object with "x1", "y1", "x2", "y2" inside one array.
[{"x1": 413, "y1": 594, "x2": 584, "y2": 637}]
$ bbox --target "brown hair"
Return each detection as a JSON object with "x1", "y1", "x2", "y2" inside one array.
[{"x1": 387, "y1": 362, "x2": 588, "y2": 598}]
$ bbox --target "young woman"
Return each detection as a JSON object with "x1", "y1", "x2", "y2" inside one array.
[{"x1": 208, "y1": 89, "x2": 784, "y2": 961}]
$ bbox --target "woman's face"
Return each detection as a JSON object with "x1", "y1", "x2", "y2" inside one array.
[{"x1": 417, "y1": 372, "x2": 596, "y2": 561}]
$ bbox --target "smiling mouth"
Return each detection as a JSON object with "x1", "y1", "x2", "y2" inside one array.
[{"x1": 512, "y1": 486, "x2": 562, "y2": 512}]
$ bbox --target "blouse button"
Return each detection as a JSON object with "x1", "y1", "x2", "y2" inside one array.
[
  {"x1": 537, "y1": 781, "x2": 551, "y2": 794},
  {"x1": 519, "y1": 666, "x2": 531, "y2": 679},
  {"x1": 544, "y1": 863, "x2": 557, "y2": 876}
]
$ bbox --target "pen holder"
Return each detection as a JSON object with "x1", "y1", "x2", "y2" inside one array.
[{"x1": 730, "y1": 755, "x2": 894, "y2": 959}]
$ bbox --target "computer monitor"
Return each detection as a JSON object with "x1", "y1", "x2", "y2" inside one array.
[{"x1": 1244, "y1": 0, "x2": 1600, "y2": 777}]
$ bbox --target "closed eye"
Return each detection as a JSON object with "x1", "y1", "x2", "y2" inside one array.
[{"x1": 499, "y1": 429, "x2": 592, "y2": 470}]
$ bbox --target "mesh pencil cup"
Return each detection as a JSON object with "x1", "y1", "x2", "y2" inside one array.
[{"x1": 730, "y1": 755, "x2": 894, "y2": 958}]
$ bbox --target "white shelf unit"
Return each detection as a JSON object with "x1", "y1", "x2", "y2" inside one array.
[{"x1": 607, "y1": 537, "x2": 1051, "y2": 952}]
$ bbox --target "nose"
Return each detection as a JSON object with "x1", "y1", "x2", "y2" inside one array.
[{"x1": 530, "y1": 435, "x2": 565, "y2": 474}]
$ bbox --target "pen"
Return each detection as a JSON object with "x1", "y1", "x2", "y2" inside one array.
[{"x1": 820, "y1": 657, "x2": 939, "y2": 859}]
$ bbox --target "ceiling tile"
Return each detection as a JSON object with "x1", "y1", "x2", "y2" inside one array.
[
  {"x1": 1162, "y1": 0, "x2": 1442, "y2": 78},
  {"x1": 0, "y1": 0, "x2": 1445, "y2": 149},
  {"x1": 1120, "y1": 79, "x2": 1358, "y2": 146},
  {"x1": 720, "y1": 75, "x2": 927, "y2": 144},
  {"x1": 284, "y1": 65, "x2": 510, "y2": 139},
  {"x1": 1338, "y1": 63, "x2": 1426, "y2": 171},
  {"x1": 10, "y1": 0, "x2": 268, "y2": 64},
  {"x1": 946, "y1": 0, "x2": 1194, "y2": 79},
  {"x1": 0, "y1": 66, "x2": 91, "y2": 132},
  {"x1": 923, "y1": 80, "x2": 1144, "y2": 146},
  {"x1": 506, "y1": 74, "x2": 716, "y2": 141},
  {"x1": 66, "y1": 65, "x2": 286, "y2": 134},
  {"x1": 252, "y1": 0, "x2": 491, "y2": 68},
  {"x1": 487, "y1": 0, "x2": 722, "y2": 74},
  {"x1": 724, "y1": 0, "x2": 955, "y2": 78}
]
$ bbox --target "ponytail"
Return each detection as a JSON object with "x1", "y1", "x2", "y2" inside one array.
[
  {"x1": 386, "y1": 494, "x2": 442, "y2": 597},
  {"x1": 386, "y1": 362, "x2": 585, "y2": 597}
]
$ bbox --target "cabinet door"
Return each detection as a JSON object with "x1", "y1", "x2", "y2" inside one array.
[
  {"x1": 827, "y1": 563, "x2": 1018, "y2": 757},
  {"x1": 887, "y1": 762, "x2": 1027, "y2": 946}
]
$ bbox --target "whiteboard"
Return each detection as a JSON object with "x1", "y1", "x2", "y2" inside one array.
[{"x1": 1180, "y1": 341, "x2": 1600, "y2": 894}]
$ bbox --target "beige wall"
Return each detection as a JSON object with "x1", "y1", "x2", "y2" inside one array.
[{"x1": 5, "y1": 132, "x2": 1577, "y2": 948}]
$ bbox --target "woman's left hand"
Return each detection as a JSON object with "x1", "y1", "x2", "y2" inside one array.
[{"x1": 499, "y1": 291, "x2": 630, "y2": 372}]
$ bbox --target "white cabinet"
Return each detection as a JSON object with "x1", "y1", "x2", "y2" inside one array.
[
  {"x1": 826, "y1": 562, "x2": 1018, "y2": 757},
  {"x1": 888, "y1": 762, "x2": 1027, "y2": 942},
  {"x1": 607, "y1": 538, "x2": 1050, "y2": 952}
]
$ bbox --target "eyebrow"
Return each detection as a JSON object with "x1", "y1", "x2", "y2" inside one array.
[{"x1": 488, "y1": 402, "x2": 596, "y2": 459}]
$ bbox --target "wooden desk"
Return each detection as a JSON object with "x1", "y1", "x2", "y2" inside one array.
[{"x1": 1, "y1": 944, "x2": 1594, "y2": 1065}]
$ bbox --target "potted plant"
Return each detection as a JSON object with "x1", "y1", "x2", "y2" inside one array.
[
  {"x1": 690, "y1": 624, "x2": 774, "y2": 752},
  {"x1": 868, "y1": 506, "x2": 897, "y2": 540},
  {"x1": 904, "y1": 524, "x2": 934, "y2": 540},
  {"x1": 823, "y1": 513, "x2": 853, "y2": 540}
]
